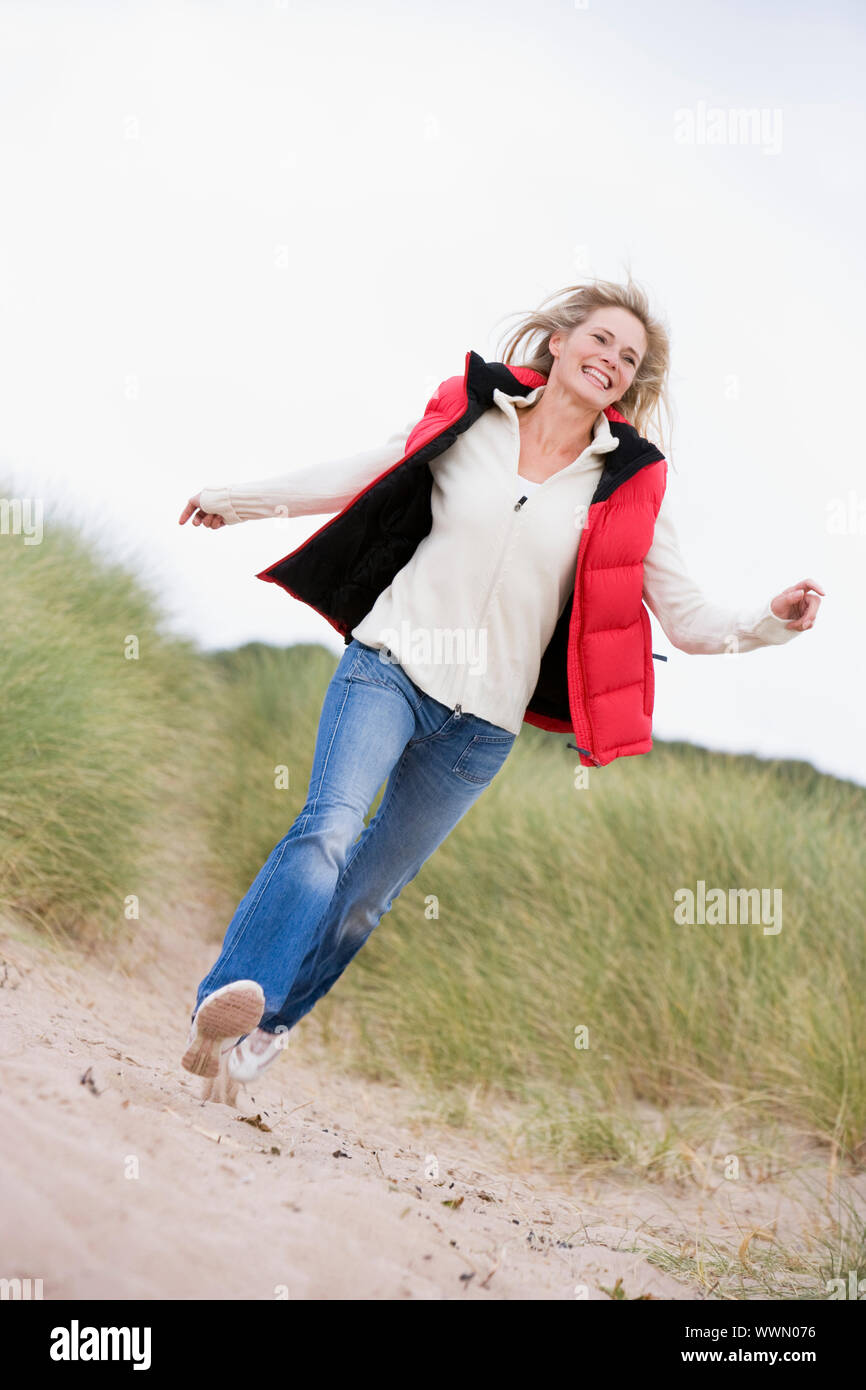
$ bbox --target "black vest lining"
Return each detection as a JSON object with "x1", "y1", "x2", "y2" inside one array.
[{"x1": 259, "y1": 353, "x2": 664, "y2": 730}]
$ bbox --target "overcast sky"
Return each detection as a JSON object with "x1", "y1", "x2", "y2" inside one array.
[{"x1": 1, "y1": 0, "x2": 863, "y2": 785}]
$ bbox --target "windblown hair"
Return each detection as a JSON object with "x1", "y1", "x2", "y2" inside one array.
[{"x1": 496, "y1": 276, "x2": 674, "y2": 459}]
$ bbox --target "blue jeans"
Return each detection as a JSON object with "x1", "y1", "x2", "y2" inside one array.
[{"x1": 193, "y1": 639, "x2": 517, "y2": 1034}]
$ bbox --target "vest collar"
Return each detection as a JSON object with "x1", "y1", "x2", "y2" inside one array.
[{"x1": 465, "y1": 349, "x2": 665, "y2": 501}]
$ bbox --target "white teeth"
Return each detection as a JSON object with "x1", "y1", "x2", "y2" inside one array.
[{"x1": 582, "y1": 367, "x2": 610, "y2": 389}]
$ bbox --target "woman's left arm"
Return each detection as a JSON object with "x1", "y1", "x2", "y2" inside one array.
[{"x1": 643, "y1": 491, "x2": 825, "y2": 655}]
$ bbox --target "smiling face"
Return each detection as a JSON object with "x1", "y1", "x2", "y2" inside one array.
[{"x1": 549, "y1": 306, "x2": 648, "y2": 410}]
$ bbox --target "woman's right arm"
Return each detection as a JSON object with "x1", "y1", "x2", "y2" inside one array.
[{"x1": 179, "y1": 421, "x2": 417, "y2": 527}]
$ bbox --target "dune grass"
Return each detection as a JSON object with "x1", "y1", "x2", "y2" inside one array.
[
  {"x1": 0, "y1": 508, "x2": 224, "y2": 938},
  {"x1": 2, "y1": 503, "x2": 865, "y2": 1186},
  {"x1": 315, "y1": 732, "x2": 866, "y2": 1165},
  {"x1": 201, "y1": 640, "x2": 339, "y2": 900}
]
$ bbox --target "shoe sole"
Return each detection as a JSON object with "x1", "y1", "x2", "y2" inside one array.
[{"x1": 182, "y1": 981, "x2": 265, "y2": 1078}]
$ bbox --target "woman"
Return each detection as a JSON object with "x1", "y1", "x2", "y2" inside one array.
[{"x1": 178, "y1": 278, "x2": 823, "y2": 1105}]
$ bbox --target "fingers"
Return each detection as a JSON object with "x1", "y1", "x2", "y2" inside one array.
[
  {"x1": 773, "y1": 579, "x2": 825, "y2": 630},
  {"x1": 799, "y1": 592, "x2": 821, "y2": 629},
  {"x1": 782, "y1": 578, "x2": 825, "y2": 608},
  {"x1": 179, "y1": 502, "x2": 225, "y2": 529},
  {"x1": 784, "y1": 589, "x2": 822, "y2": 630}
]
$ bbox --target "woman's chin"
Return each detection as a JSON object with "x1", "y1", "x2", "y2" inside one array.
[{"x1": 574, "y1": 386, "x2": 608, "y2": 410}]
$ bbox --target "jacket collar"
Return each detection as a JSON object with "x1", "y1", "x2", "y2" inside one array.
[
  {"x1": 466, "y1": 350, "x2": 665, "y2": 500},
  {"x1": 492, "y1": 383, "x2": 621, "y2": 458}
]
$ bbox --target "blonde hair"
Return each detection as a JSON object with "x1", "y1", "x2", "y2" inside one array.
[{"x1": 496, "y1": 275, "x2": 674, "y2": 460}]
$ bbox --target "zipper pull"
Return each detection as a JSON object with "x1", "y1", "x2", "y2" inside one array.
[
  {"x1": 567, "y1": 742, "x2": 602, "y2": 766},
  {"x1": 514, "y1": 495, "x2": 528, "y2": 511},
  {"x1": 454, "y1": 703, "x2": 463, "y2": 718}
]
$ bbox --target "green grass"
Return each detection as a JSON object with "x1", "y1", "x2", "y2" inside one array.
[
  {"x1": 2, "y1": 498, "x2": 865, "y2": 1183},
  {"x1": 315, "y1": 733, "x2": 866, "y2": 1167},
  {"x1": 0, "y1": 510, "x2": 224, "y2": 938},
  {"x1": 200, "y1": 640, "x2": 337, "y2": 901},
  {"x1": 644, "y1": 1175, "x2": 866, "y2": 1300}
]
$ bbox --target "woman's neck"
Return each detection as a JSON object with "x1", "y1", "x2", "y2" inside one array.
[{"x1": 518, "y1": 385, "x2": 599, "y2": 464}]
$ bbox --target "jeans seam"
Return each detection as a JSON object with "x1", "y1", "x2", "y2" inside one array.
[
  {"x1": 348, "y1": 644, "x2": 426, "y2": 712},
  {"x1": 272, "y1": 740, "x2": 414, "y2": 1018},
  {"x1": 205, "y1": 669, "x2": 359, "y2": 984},
  {"x1": 406, "y1": 711, "x2": 461, "y2": 748},
  {"x1": 202, "y1": 823, "x2": 305, "y2": 985},
  {"x1": 304, "y1": 674, "x2": 357, "y2": 824}
]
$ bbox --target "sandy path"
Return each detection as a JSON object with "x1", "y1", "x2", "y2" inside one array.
[{"x1": 0, "y1": 913, "x2": 856, "y2": 1301}]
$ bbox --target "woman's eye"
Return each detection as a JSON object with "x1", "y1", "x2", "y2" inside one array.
[{"x1": 592, "y1": 332, "x2": 636, "y2": 368}]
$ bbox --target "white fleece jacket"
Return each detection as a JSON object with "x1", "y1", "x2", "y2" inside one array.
[{"x1": 198, "y1": 385, "x2": 799, "y2": 734}]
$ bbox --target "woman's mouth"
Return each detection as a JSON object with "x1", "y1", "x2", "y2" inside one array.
[{"x1": 582, "y1": 366, "x2": 611, "y2": 390}]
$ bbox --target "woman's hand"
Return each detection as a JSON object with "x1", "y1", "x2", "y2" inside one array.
[
  {"x1": 178, "y1": 493, "x2": 226, "y2": 528},
  {"x1": 770, "y1": 578, "x2": 825, "y2": 630}
]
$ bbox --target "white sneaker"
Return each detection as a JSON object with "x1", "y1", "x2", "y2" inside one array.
[
  {"x1": 181, "y1": 980, "x2": 265, "y2": 1078},
  {"x1": 228, "y1": 1027, "x2": 290, "y2": 1084}
]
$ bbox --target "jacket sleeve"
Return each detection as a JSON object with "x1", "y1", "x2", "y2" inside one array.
[
  {"x1": 642, "y1": 489, "x2": 803, "y2": 654},
  {"x1": 196, "y1": 420, "x2": 418, "y2": 524}
]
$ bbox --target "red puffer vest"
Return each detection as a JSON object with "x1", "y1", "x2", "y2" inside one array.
[{"x1": 257, "y1": 351, "x2": 668, "y2": 768}]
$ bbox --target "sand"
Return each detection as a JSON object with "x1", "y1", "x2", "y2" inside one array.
[{"x1": 0, "y1": 909, "x2": 860, "y2": 1301}]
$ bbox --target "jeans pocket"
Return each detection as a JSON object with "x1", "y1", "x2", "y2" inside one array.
[{"x1": 451, "y1": 732, "x2": 516, "y2": 786}]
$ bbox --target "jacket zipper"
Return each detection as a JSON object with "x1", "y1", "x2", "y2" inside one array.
[
  {"x1": 451, "y1": 491, "x2": 528, "y2": 718},
  {"x1": 463, "y1": 418, "x2": 532, "y2": 692},
  {"x1": 474, "y1": 491, "x2": 527, "y2": 632}
]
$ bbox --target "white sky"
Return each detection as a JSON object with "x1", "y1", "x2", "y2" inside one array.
[{"x1": 1, "y1": 0, "x2": 864, "y2": 784}]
